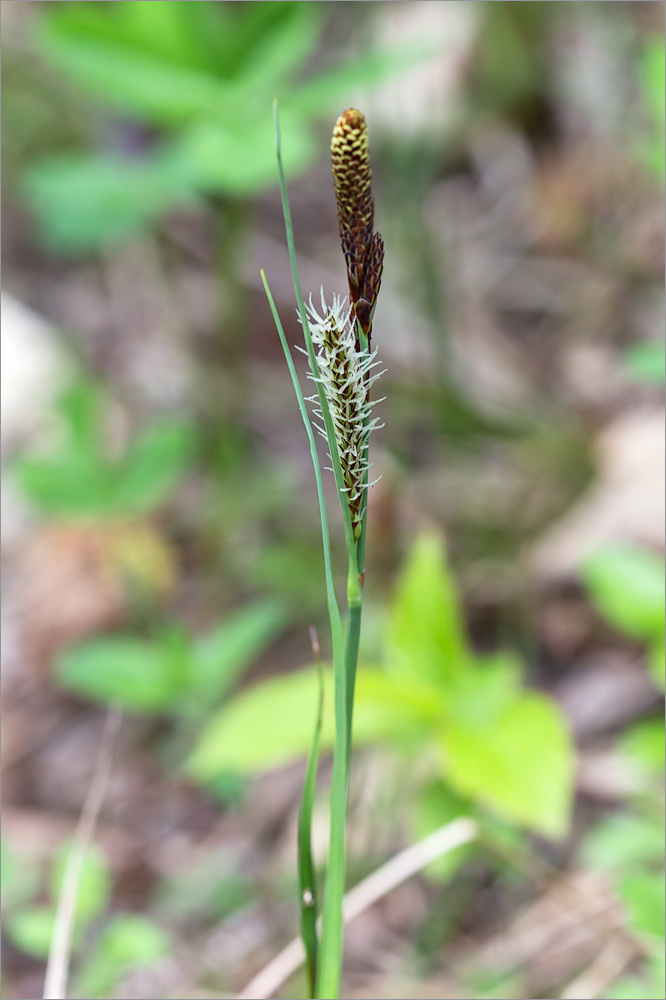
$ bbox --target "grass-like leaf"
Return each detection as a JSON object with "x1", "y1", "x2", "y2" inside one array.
[{"x1": 298, "y1": 662, "x2": 324, "y2": 996}]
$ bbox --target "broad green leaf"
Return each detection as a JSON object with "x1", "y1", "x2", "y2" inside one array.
[
  {"x1": 187, "y1": 668, "x2": 333, "y2": 778},
  {"x1": 441, "y1": 692, "x2": 573, "y2": 838},
  {"x1": 190, "y1": 601, "x2": 285, "y2": 704},
  {"x1": 76, "y1": 913, "x2": 169, "y2": 1000},
  {"x1": 58, "y1": 636, "x2": 185, "y2": 713},
  {"x1": 24, "y1": 151, "x2": 197, "y2": 252},
  {"x1": 386, "y1": 533, "x2": 471, "y2": 688},
  {"x1": 111, "y1": 419, "x2": 194, "y2": 513},
  {"x1": 618, "y1": 872, "x2": 666, "y2": 941},
  {"x1": 582, "y1": 545, "x2": 665, "y2": 643},
  {"x1": 187, "y1": 666, "x2": 431, "y2": 779},
  {"x1": 582, "y1": 814, "x2": 665, "y2": 874},
  {"x1": 6, "y1": 905, "x2": 57, "y2": 959},
  {"x1": 446, "y1": 652, "x2": 523, "y2": 727},
  {"x1": 51, "y1": 841, "x2": 111, "y2": 925}
]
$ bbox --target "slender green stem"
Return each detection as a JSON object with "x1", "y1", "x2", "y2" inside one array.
[{"x1": 273, "y1": 102, "x2": 371, "y2": 999}]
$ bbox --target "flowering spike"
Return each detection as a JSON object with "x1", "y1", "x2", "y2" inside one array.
[
  {"x1": 331, "y1": 109, "x2": 384, "y2": 346},
  {"x1": 302, "y1": 292, "x2": 384, "y2": 539}
]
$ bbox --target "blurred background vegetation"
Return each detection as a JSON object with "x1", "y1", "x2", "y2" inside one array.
[{"x1": 1, "y1": 2, "x2": 664, "y2": 999}]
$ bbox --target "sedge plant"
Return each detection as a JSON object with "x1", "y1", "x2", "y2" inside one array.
[{"x1": 261, "y1": 105, "x2": 384, "y2": 999}]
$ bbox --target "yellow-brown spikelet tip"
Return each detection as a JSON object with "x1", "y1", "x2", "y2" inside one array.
[{"x1": 331, "y1": 109, "x2": 373, "y2": 235}]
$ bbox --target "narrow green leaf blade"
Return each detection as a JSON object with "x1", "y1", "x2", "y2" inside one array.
[{"x1": 298, "y1": 665, "x2": 324, "y2": 997}]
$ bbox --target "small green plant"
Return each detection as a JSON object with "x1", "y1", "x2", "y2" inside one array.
[
  {"x1": 3, "y1": 838, "x2": 169, "y2": 1000},
  {"x1": 58, "y1": 601, "x2": 283, "y2": 715},
  {"x1": 13, "y1": 376, "x2": 193, "y2": 520},
  {"x1": 58, "y1": 600, "x2": 284, "y2": 802},
  {"x1": 189, "y1": 532, "x2": 574, "y2": 841}
]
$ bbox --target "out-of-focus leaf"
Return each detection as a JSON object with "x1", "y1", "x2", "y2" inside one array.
[
  {"x1": 111, "y1": 419, "x2": 194, "y2": 513},
  {"x1": 0, "y1": 841, "x2": 39, "y2": 914},
  {"x1": 441, "y1": 692, "x2": 574, "y2": 838},
  {"x1": 582, "y1": 545, "x2": 665, "y2": 643},
  {"x1": 108, "y1": 1, "x2": 222, "y2": 71},
  {"x1": 618, "y1": 872, "x2": 666, "y2": 941},
  {"x1": 51, "y1": 841, "x2": 111, "y2": 925},
  {"x1": 623, "y1": 343, "x2": 666, "y2": 385},
  {"x1": 75, "y1": 913, "x2": 169, "y2": 1000},
  {"x1": 36, "y1": 14, "x2": 242, "y2": 126},
  {"x1": 187, "y1": 666, "x2": 428, "y2": 778},
  {"x1": 24, "y1": 151, "x2": 197, "y2": 251},
  {"x1": 582, "y1": 814, "x2": 665, "y2": 874},
  {"x1": 639, "y1": 38, "x2": 666, "y2": 178},
  {"x1": 58, "y1": 636, "x2": 185, "y2": 713},
  {"x1": 190, "y1": 601, "x2": 285, "y2": 704},
  {"x1": 604, "y1": 976, "x2": 664, "y2": 1000},
  {"x1": 6, "y1": 906, "x2": 58, "y2": 959},
  {"x1": 174, "y1": 113, "x2": 316, "y2": 195},
  {"x1": 58, "y1": 379, "x2": 106, "y2": 454},
  {"x1": 446, "y1": 652, "x2": 523, "y2": 726},
  {"x1": 14, "y1": 452, "x2": 111, "y2": 516},
  {"x1": 620, "y1": 717, "x2": 666, "y2": 776},
  {"x1": 386, "y1": 533, "x2": 471, "y2": 688},
  {"x1": 187, "y1": 668, "x2": 329, "y2": 778},
  {"x1": 648, "y1": 636, "x2": 665, "y2": 691},
  {"x1": 235, "y1": 2, "x2": 321, "y2": 93}
]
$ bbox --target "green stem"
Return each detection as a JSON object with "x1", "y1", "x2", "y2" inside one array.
[{"x1": 344, "y1": 597, "x2": 362, "y2": 761}]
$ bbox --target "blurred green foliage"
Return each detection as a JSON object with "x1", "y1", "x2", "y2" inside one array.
[
  {"x1": 582, "y1": 733, "x2": 665, "y2": 1000},
  {"x1": 3, "y1": 839, "x2": 169, "y2": 999},
  {"x1": 24, "y1": 0, "x2": 428, "y2": 251},
  {"x1": 622, "y1": 343, "x2": 666, "y2": 385},
  {"x1": 13, "y1": 378, "x2": 194, "y2": 519},
  {"x1": 581, "y1": 539, "x2": 665, "y2": 1000},
  {"x1": 57, "y1": 600, "x2": 284, "y2": 715},
  {"x1": 582, "y1": 544, "x2": 666, "y2": 691},
  {"x1": 189, "y1": 533, "x2": 574, "y2": 838},
  {"x1": 639, "y1": 37, "x2": 666, "y2": 179}
]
